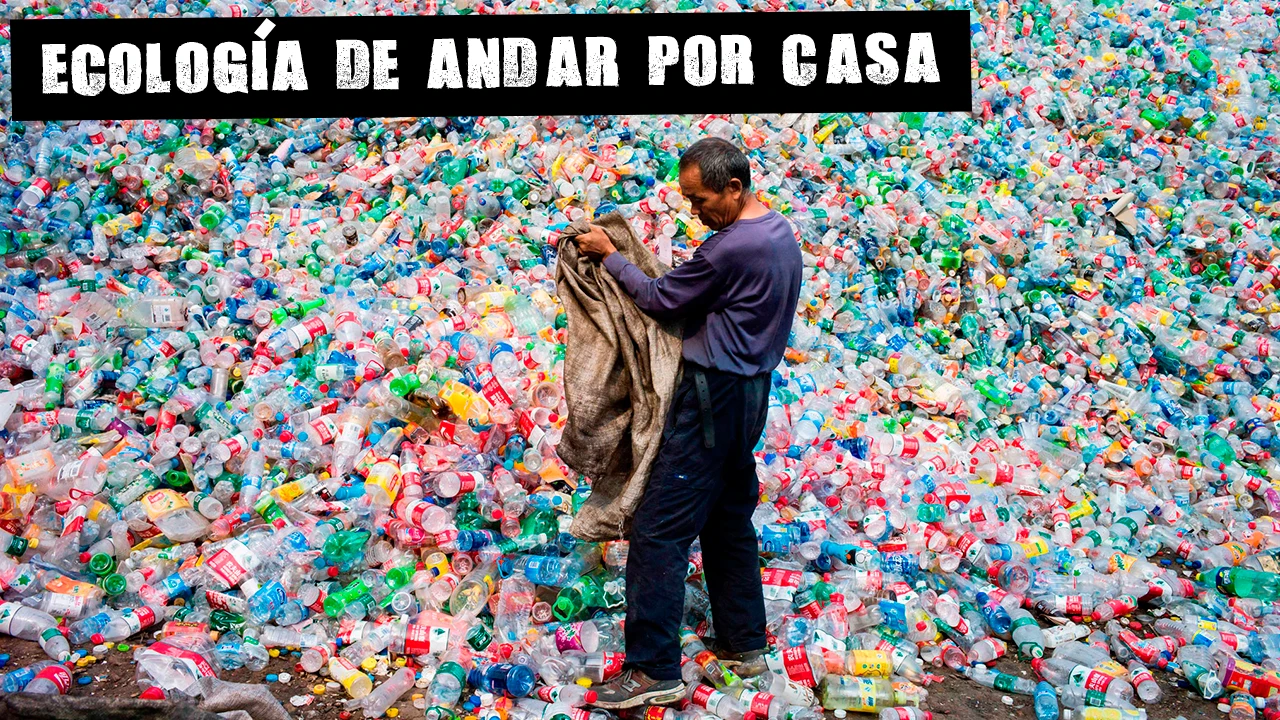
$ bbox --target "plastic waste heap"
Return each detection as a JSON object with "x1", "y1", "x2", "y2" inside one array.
[{"x1": 0, "y1": 0, "x2": 1279, "y2": 718}]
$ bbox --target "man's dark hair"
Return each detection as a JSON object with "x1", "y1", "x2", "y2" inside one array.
[{"x1": 679, "y1": 137, "x2": 752, "y2": 192}]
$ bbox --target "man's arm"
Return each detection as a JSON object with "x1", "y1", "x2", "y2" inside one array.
[{"x1": 601, "y1": 249, "x2": 721, "y2": 319}]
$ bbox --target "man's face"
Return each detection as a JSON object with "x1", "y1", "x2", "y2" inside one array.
[{"x1": 679, "y1": 165, "x2": 742, "y2": 231}]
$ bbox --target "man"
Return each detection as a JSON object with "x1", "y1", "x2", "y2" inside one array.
[{"x1": 571, "y1": 137, "x2": 803, "y2": 709}]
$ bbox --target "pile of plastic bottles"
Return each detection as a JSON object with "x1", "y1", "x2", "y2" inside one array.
[{"x1": 1, "y1": 0, "x2": 1280, "y2": 718}]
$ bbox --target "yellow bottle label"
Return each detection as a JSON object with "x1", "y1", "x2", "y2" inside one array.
[
  {"x1": 847, "y1": 650, "x2": 892, "y2": 677},
  {"x1": 140, "y1": 489, "x2": 192, "y2": 521},
  {"x1": 365, "y1": 460, "x2": 403, "y2": 503},
  {"x1": 1020, "y1": 536, "x2": 1051, "y2": 558},
  {"x1": 1096, "y1": 660, "x2": 1128, "y2": 679},
  {"x1": 273, "y1": 478, "x2": 312, "y2": 503}
]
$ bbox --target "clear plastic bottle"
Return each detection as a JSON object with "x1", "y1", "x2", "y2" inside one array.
[
  {"x1": 0, "y1": 602, "x2": 71, "y2": 660},
  {"x1": 347, "y1": 666, "x2": 415, "y2": 718},
  {"x1": 23, "y1": 662, "x2": 73, "y2": 695}
]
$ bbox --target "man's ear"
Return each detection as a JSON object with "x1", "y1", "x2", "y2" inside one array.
[{"x1": 725, "y1": 177, "x2": 743, "y2": 199}]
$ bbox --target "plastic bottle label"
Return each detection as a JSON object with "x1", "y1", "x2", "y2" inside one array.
[
  {"x1": 298, "y1": 316, "x2": 329, "y2": 342},
  {"x1": 1168, "y1": 538, "x2": 1194, "y2": 558},
  {"x1": 640, "y1": 707, "x2": 667, "y2": 720},
  {"x1": 1081, "y1": 688, "x2": 1109, "y2": 707},
  {"x1": 205, "y1": 541, "x2": 254, "y2": 588},
  {"x1": 141, "y1": 489, "x2": 191, "y2": 521},
  {"x1": 1068, "y1": 665, "x2": 1113, "y2": 693},
  {"x1": 812, "y1": 628, "x2": 846, "y2": 654},
  {"x1": 149, "y1": 303, "x2": 175, "y2": 325},
  {"x1": 1217, "y1": 631, "x2": 1243, "y2": 652},
  {"x1": 330, "y1": 656, "x2": 362, "y2": 688},
  {"x1": 5, "y1": 450, "x2": 55, "y2": 484},
  {"x1": 336, "y1": 419, "x2": 364, "y2": 443},
  {"x1": 309, "y1": 416, "x2": 338, "y2": 443},
  {"x1": 1053, "y1": 595, "x2": 1084, "y2": 615},
  {"x1": 535, "y1": 685, "x2": 574, "y2": 704},
  {"x1": 1219, "y1": 658, "x2": 1280, "y2": 698},
  {"x1": 42, "y1": 591, "x2": 86, "y2": 616},
  {"x1": 122, "y1": 606, "x2": 157, "y2": 634},
  {"x1": 21, "y1": 411, "x2": 56, "y2": 429},
  {"x1": 160, "y1": 621, "x2": 208, "y2": 638},
  {"x1": 554, "y1": 622, "x2": 588, "y2": 652},
  {"x1": 253, "y1": 581, "x2": 287, "y2": 613},
  {"x1": 956, "y1": 533, "x2": 987, "y2": 564},
  {"x1": 337, "y1": 619, "x2": 368, "y2": 644},
  {"x1": 739, "y1": 689, "x2": 776, "y2": 716},
  {"x1": 314, "y1": 364, "x2": 349, "y2": 382},
  {"x1": 334, "y1": 310, "x2": 358, "y2": 329},
  {"x1": 1223, "y1": 542, "x2": 1249, "y2": 566},
  {"x1": 46, "y1": 576, "x2": 100, "y2": 600},
  {"x1": 33, "y1": 664, "x2": 72, "y2": 694},
  {"x1": 848, "y1": 649, "x2": 891, "y2": 677},
  {"x1": 839, "y1": 677, "x2": 882, "y2": 711},
  {"x1": 1128, "y1": 664, "x2": 1155, "y2": 688},
  {"x1": 598, "y1": 652, "x2": 625, "y2": 680},
  {"x1": 0, "y1": 601, "x2": 23, "y2": 635},
  {"x1": 760, "y1": 568, "x2": 802, "y2": 601},
  {"x1": 779, "y1": 646, "x2": 818, "y2": 687},
  {"x1": 1020, "y1": 536, "x2": 1050, "y2": 558},
  {"x1": 60, "y1": 503, "x2": 89, "y2": 538},
  {"x1": 1095, "y1": 660, "x2": 1128, "y2": 679},
  {"x1": 403, "y1": 623, "x2": 449, "y2": 656},
  {"x1": 451, "y1": 472, "x2": 480, "y2": 495},
  {"x1": 992, "y1": 672, "x2": 1019, "y2": 692},
  {"x1": 206, "y1": 589, "x2": 248, "y2": 612},
  {"x1": 691, "y1": 684, "x2": 729, "y2": 713},
  {"x1": 474, "y1": 364, "x2": 513, "y2": 407}
]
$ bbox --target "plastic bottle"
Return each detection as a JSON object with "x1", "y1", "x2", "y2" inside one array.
[
  {"x1": 0, "y1": 660, "x2": 58, "y2": 693},
  {"x1": 1032, "y1": 657, "x2": 1134, "y2": 706},
  {"x1": 963, "y1": 664, "x2": 1037, "y2": 695},
  {"x1": 329, "y1": 656, "x2": 374, "y2": 699},
  {"x1": 348, "y1": 666, "x2": 416, "y2": 718},
  {"x1": 1127, "y1": 660, "x2": 1162, "y2": 704},
  {"x1": 820, "y1": 676, "x2": 917, "y2": 713},
  {"x1": 468, "y1": 662, "x2": 536, "y2": 698},
  {"x1": 23, "y1": 662, "x2": 73, "y2": 695},
  {"x1": 0, "y1": 602, "x2": 71, "y2": 661},
  {"x1": 425, "y1": 660, "x2": 467, "y2": 720},
  {"x1": 1199, "y1": 568, "x2": 1280, "y2": 602},
  {"x1": 1034, "y1": 680, "x2": 1060, "y2": 720}
]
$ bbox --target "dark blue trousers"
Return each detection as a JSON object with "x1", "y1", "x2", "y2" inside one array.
[{"x1": 623, "y1": 364, "x2": 770, "y2": 681}]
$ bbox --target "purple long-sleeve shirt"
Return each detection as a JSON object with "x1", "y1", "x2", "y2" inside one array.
[{"x1": 602, "y1": 210, "x2": 802, "y2": 377}]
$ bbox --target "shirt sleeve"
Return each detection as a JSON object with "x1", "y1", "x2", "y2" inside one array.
[{"x1": 602, "y1": 249, "x2": 722, "y2": 319}]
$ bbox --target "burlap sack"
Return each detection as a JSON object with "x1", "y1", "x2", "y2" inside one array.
[{"x1": 555, "y1": 213, "x2": 683, "y2": 542}]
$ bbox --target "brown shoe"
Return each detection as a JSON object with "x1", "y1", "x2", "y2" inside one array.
[{"x1": 591, "y1": 668, "x2": 687, "y2": 710}]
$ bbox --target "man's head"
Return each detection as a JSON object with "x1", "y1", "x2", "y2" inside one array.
[{"x1": 678, "y1": 137, "x2": 752, "y2": 231}]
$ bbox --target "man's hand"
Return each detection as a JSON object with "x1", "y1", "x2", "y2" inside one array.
[{"x1": 571, "y1": 224, "x2": 617, "y2": 262}]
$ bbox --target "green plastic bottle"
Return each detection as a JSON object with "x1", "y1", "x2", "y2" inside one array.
[
  {"x1": 1204, "y1": 432, "x2": 1237, "y2": 466},
  {"x1": 1188, "y1": 48, "x2": 1213, "y2": 74},
  {"x1": 553, "y1": 569, "x2": 607, "y2": 621},
  {"x1": 323, "y1": 529, "x2": 372, "y2": 569},
  {"x1": 1198, "y1": 567, "x2": 1280, "y2": 602},
  {"x1": 325, "y1": 576, "x2": 371, "y2": 618}
]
